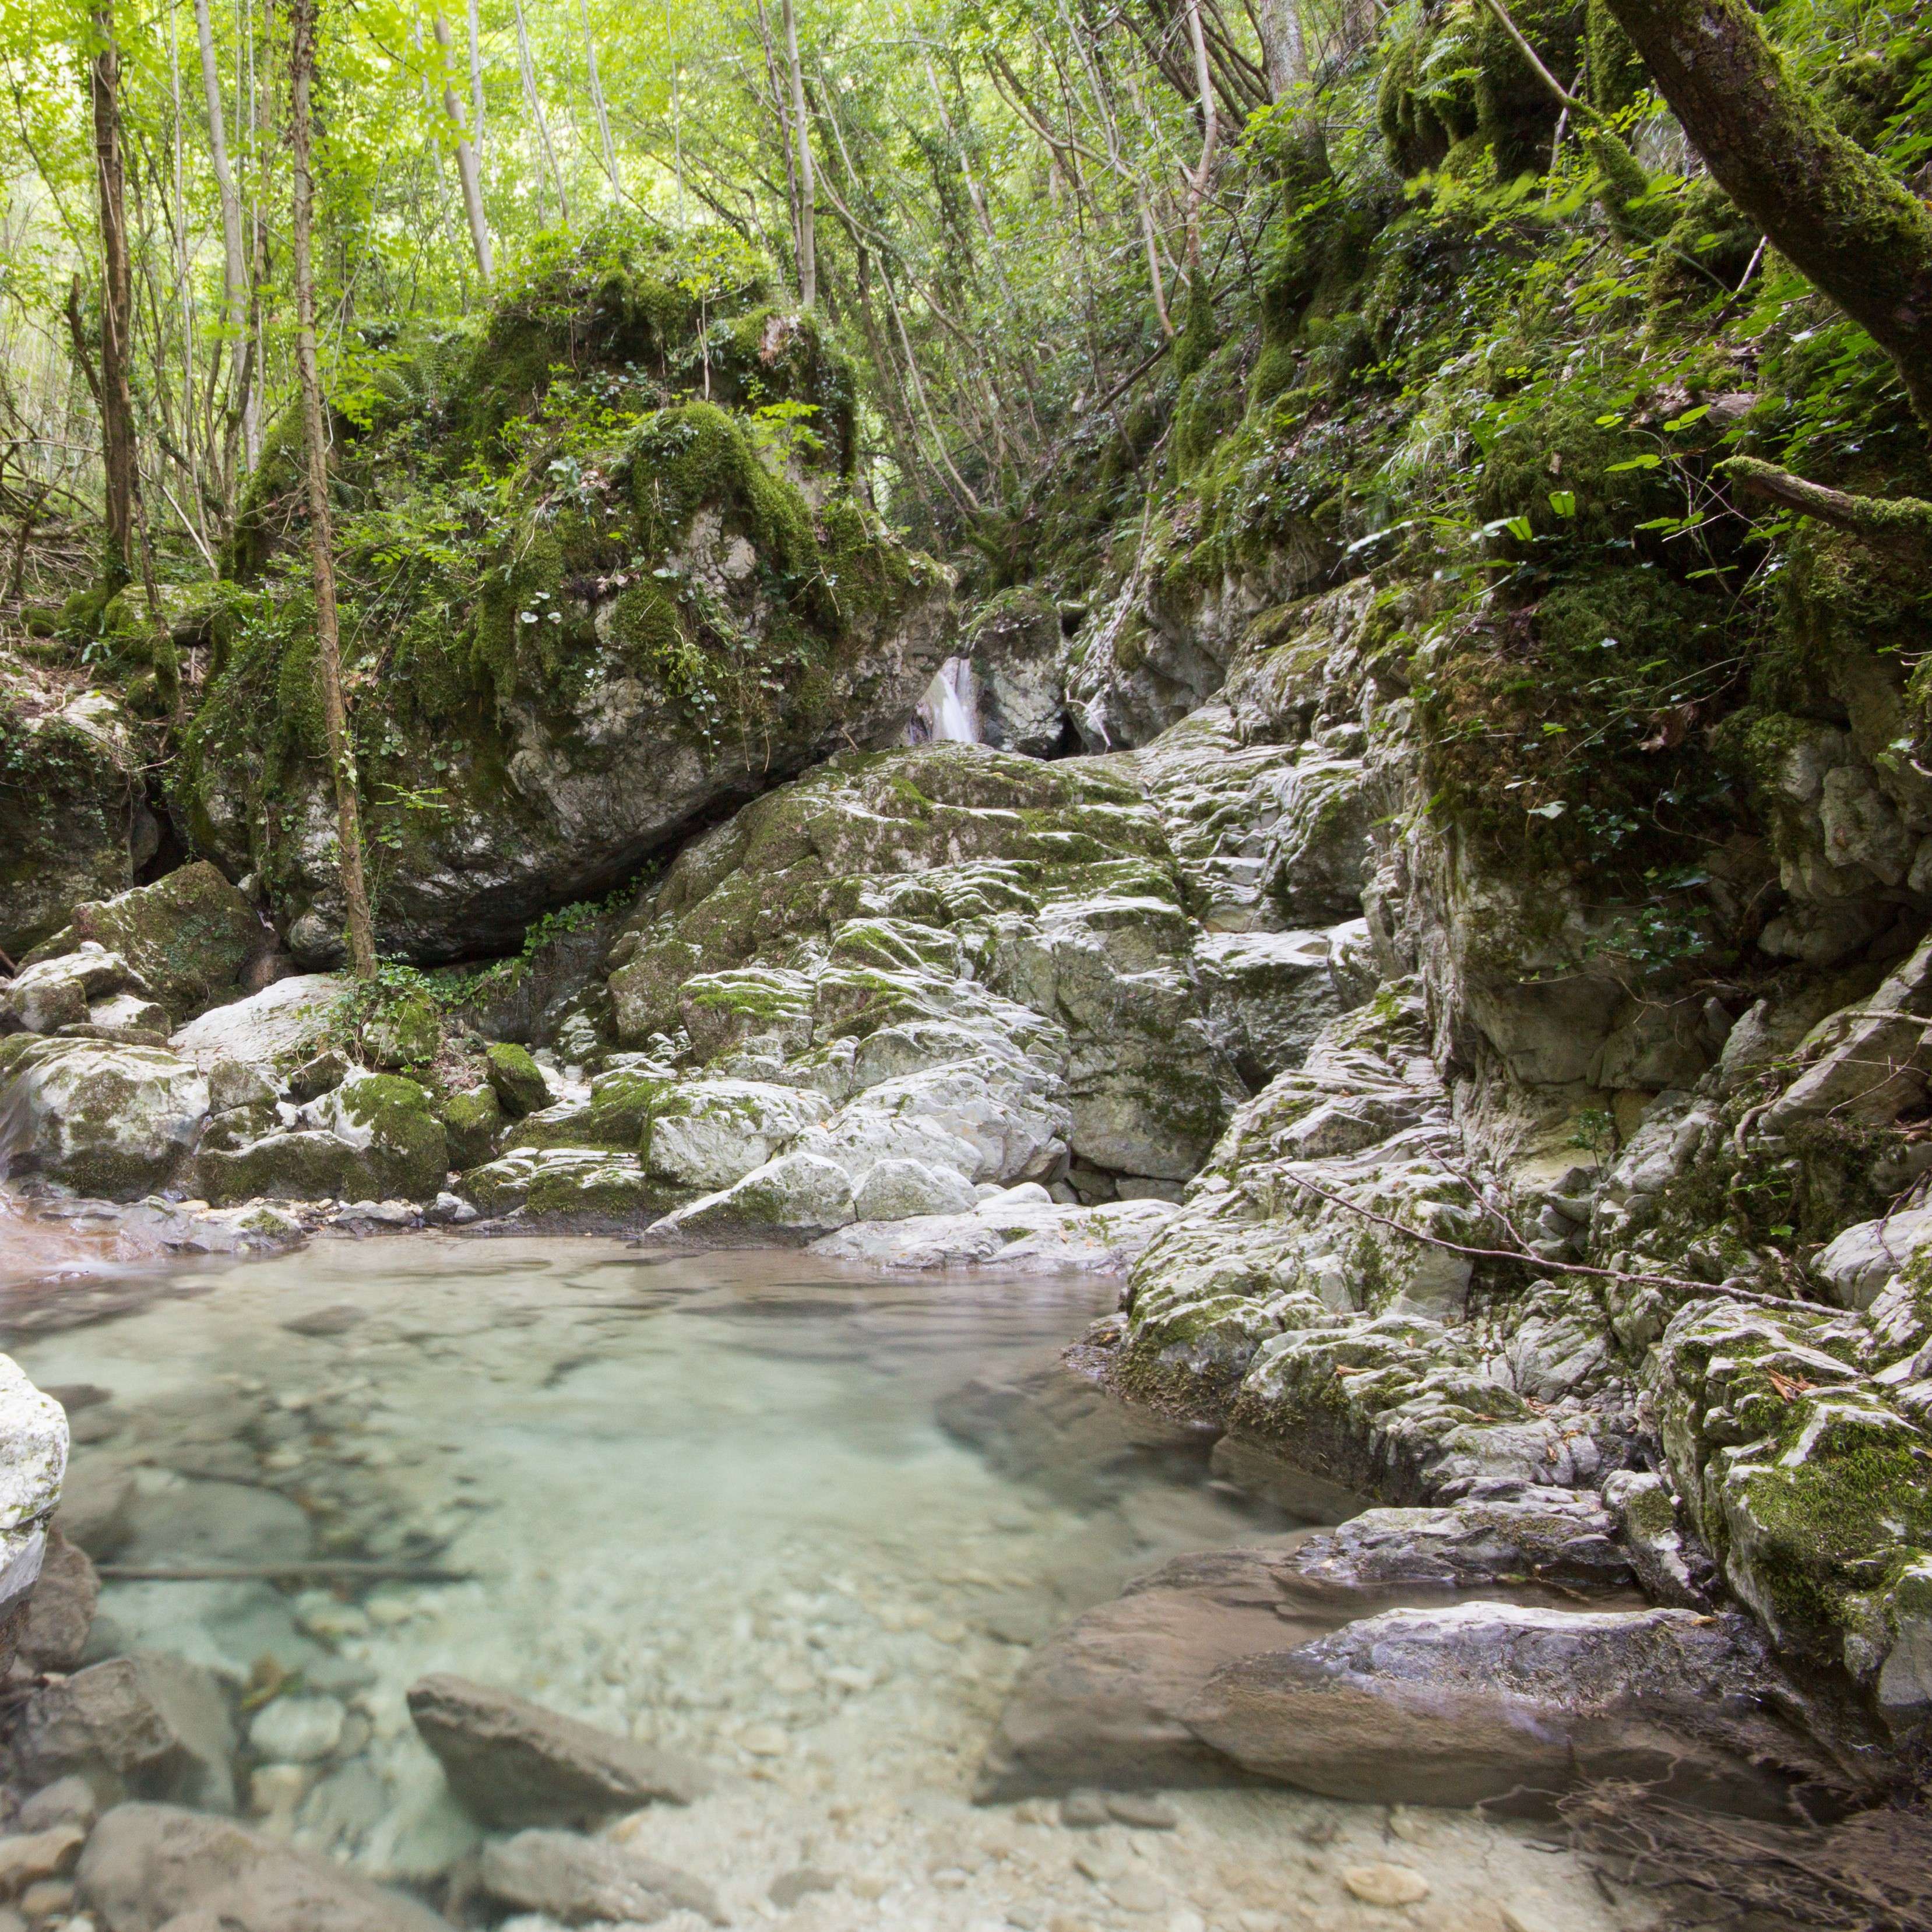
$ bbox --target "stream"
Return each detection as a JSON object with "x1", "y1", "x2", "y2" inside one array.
[{"x1": 1, "y1": 1230, "x2": 1642, "y2": 1931}]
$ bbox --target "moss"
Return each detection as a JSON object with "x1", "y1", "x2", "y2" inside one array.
[
  {"x1": 438, "y1": 1083, "x2": 503, "y2": 1169},
  {"x1": 485, "y1": 1041, "x2": 550, "y2": 1117}
]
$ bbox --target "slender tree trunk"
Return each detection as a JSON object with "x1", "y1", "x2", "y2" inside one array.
[
  {"x1": 779, "y1": 0, "x2": 815, "y2": 308},
  {"x1": 752, "y1": 0, "x2": 801, "y2": 278},
  {"x1": 1179, "y1": 0, "x2": 1220, "y2": 279},
  {"x1": 432, "y1": 10, "x2": 493, "y2": 277},
  {"x1": 512, "y1": 0, "x2": 568, "y2": 225},
  {"x1": 1602, "y1": 0, "x2": 1932, "y2": 427},
  {"x1": 288, "y1": 0, "x2": 375, "y2": 979},
  {"x1": 465, "y1": 0, "x2": 485, "y2": 161},
  {"x1": 579, "y1": 0, "x2": 619, "y2": 189},
  {"x1": 89, "y1": 8, "x2": 138, "y2": 574}
]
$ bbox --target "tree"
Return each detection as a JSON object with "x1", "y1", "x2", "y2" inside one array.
[
  {"x1": 287, "y1": 0, "x2": 376, "y2": 977},
  {"x1": 1600, "y1": 0, "x2": 1932, "y2": 429},
  {"x1": 780, "y1": 0, "x2": 815, "y2": 308},
  {"x1": 86, "y1": 5, "x2": 137, "y2": 573},
  {"x1": 432, "y1": 9, "x2": 493, "y2": 280}
]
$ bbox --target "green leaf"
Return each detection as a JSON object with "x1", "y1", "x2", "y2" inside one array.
[
  {"x1": 1504, "y1": 515, "x2": 1535, "y2": 540},
  {"x1": 1547, "y1": 490, "x2": 1576, "y2": 518},
  {"x1": 1528, "y1": 800, "x2": 1568, "y2": 818},
  {"x1": 1604, "y1": 453, "x2": 1662, "y2": 473},
  {"x1": 1663, "y1": 403, "x2": 1712, "y2": 432}
]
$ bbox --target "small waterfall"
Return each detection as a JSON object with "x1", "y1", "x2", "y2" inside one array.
[{"x1": 907, "y1": 657, "x2": 979, "y2": 745}]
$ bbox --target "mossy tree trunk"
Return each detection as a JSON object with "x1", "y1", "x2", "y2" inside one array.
[
  {"x1": 1602, "y1": 0, "x2": 1932, "y2": 428},
  {"x1": 288, "y1": 0, "x2": 376, "y2": 979},
  {"x1": 87, "y1": 6, "x2": 137, "y2": 576}
]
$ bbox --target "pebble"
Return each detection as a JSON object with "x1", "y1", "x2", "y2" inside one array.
[
  {"x1": 847, "y1": 1874, "x2": 891, "y2": 1901},
  {"x1": 738, "y1": 1723, "x2": 789, "y2": 1757},
  {"x1": 248, "y1": 1694, "x2": 346, "y2": 1764},
  {"x1": 1059, "y1": 1789, "x2": 1112, "y2": 1829},
  {"x1": 15, "y1": 1780, "x2": 96, "y2": 1834},
  {"x1": 1106, "y1": 1792, "x2": 1178, "y2": 1830},
  {"x1": 769, "y1": 1868, "x2": 838, "y2": 1908},
  {"x1": 1106, "y1": 1873, "x2": 1167, "y2": 1914},
  {"x1": 18, "y1": 1880, "x2": 73, "y2": 1918},
  {"x1": 1501, "y1": 1911, "x2": 1553, "y2": 1932},
  {"x1": 0, "y1": 1824, "x2": 85, "y2": 1892},
  {"x1": 1075, "y1": 1846, "x2": 1127, "y2": 1884},
  {"x1": 1341, "y1": 1864, "x2": 1430, "y2": 1907}
]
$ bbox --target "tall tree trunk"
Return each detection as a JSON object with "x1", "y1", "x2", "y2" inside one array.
[
  {"x1": 89, "y1": 7, "x2": 138, "y2": 574},
  {"x1": 780, "y1": 0, "x2": 815, "y2": 308},
  {"x1": 1601, "y1": 0, "x2": 1932, "y2": 427},
  {"x1": 432, "y1": 10, "x2": 493, "y2": 278},
  {"x1": 288, "y1": 0, "x2": 376, "y2": 979},
  {"x1": 512, "y1": 0, "x2": 568, "y2": 225},
  {"x1": 465, "y1": 0, "x2": 485, "y2": 162},
  {"x1": 579, "y1": 0, "x2": 619, "y2": 189},
  {"x1": 193, "y1": 0, "x2": 251, "y2": 491},
  {"x1": 1179, "y1": 0, "x2": 1220, "y2": 277}
]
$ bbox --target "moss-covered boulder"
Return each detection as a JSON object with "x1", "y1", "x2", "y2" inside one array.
[
  {"x1": 174, "y1": 222, "x2": 952, "y2": 966},
  {"x1": 0, "y1": 1035, "x2": 209, "y2": 1198},
  {"x1": 22, "y1": 863, "x2": 266, "y2": 1026},
  {"x1": 484, "y1": 1043, "x2": 550, "y2": 1118},
  {"x1": 438, "y1": 1084, "x2": 504, "y2": 1170},
  {"x1": 194, "y1": 1068, "x2": 446, "y2": 1205},
  {"x1": 0, "y1": 687, "x2": 149, "y2": 963},
  {"x1": 461, "y1": 1146, "x2": 670, "y2": 1226}
]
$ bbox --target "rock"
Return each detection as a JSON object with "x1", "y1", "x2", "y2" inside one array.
[
  {"x1": 17, "y1": 1528, "x2": 98, "y2": 1673},
  {"x1": 247, "y1": 1695, "x2": 344, "y2": 1765},
  {"x1": 286, "y1": 1046, "x2": 350, "y2": 1102},
  {"x1": 478, "y1": 1829, "x2": 723, "y2": 1925},
  {"x1": 1600, "y1": 1470, "x2": 1712, "y2": 1610},
  {"x1": 1057, "y1": 1789, "x2": 1111, "y2": 1828},
  {"x1": 646, "y1": 1149, "x2": 857, "y2": 1245},
  {"x1": 74, "y1": 1801, "x2": 448, "y2": 1931},
  {"x1": 1815, "y1": 1208, "x2": 1932, "y2": 1310},
  {"x1": 1184, "y1": 1602, "x2": 1850, "y2": 1815},
  {"x1": 196, "y1": 1069, "x2": 445, "y2": 1205},
  {"x1": 11, "y1": 1655, "x2": 237, "y2": 1813},
  {"x1": 52, "y1": 1468, "x2": 134, "y2": 1563},
  {"x1": 4, "y1": 948, "x2": 144, "y2": 1035},
  {"x1": 956, "y1": 586, "x2": 1069, "y2": 756},
  {"x1": 23, "y1": 864, "x2": 267, "y2": 1025},
  {"x1": 635, "y1": 1078, "x2": 830, "y2": 1192},
  {"x1": 1106, "y1": 1792, "x2": 1178, "y2": 1829},
  {"x1": 16, "y1": 1779, "x2": 98, "y2": 1834},
  {"x1": 168, "y1": 976, "x2": 345, "y2": 1074},
  {"x1": 406, "y1": 1673, "x2": 712, "y2": 1828},
  {"x1": 1767, "y1": 935, "x2": 1932, "y2": 1127},
  {"x1": 0, "y1": 1036, "x2": 207, "y2": 1198},
  {"x1": 438, "y1": 1083, "x2": 504, "y2": 1168},
  {"x1": 852, "y1": 1157, "x2": 979, "y2": 1221},
  {"x1": 768, "y1": 1867, "x2": 838, "y2": 1908},
  {"x1": 0, "y1": 1359, "x2": 68, "y2": 1680},
  {"x1": 1340, "y1": 1865, "x2": 1428, "y2": 1907},
  {"x1": 85, "y1": 991, "x2": 171, "y2": 1039},
  {"x1": 0, "y1": 688, "x2": 143, "y2": 962},
  {"x1": 811, "y1": 1194, "x2": 1175, "y2": 1273},
  {"x1": 206, "y1": 1059, "x2": 276, "y2": 1114},
  {"x1": 485, "y1": 1042, "x2": 551, "y2": 1118},
  {"x1": 0, "y1": 1823, "x2": 85, "y2": 1894},
  {"x1": 1194, "y1": 930, "x2": 1352, "y2": 1088},
  {"x1": 462, "y1": 1147, "x2": 669, "y2": 1226},
  {"x1": 360, "y1": 993, "x2": 440, "y2": 1069}
]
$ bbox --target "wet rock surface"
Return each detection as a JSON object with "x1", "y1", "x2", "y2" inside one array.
[{"x1": 407, "y1": 1673, "x2": 712, "y2": 1827}]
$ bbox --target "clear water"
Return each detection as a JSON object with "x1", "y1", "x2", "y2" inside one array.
[{"x1": 5, "y1": 1234, "x2": 1644, "y2": 1932}]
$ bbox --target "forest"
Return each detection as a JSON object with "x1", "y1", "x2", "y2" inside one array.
[{"x1": 0, "y1": 0, "x2": 1931, "y2": 1921}]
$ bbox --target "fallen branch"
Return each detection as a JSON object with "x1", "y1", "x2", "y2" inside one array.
[
  {"x1": 97, "y1": 1560, "x2": 470, "y2": 1583},
  {"x1": 1723, "y1": 457, "x2": 1932, "y2": 561},
  {"x1": 1280, "y1": 1166, "x2": 1818, "y2": 1311}
]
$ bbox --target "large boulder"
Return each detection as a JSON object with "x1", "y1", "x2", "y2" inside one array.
[
  {"x1": 11, "y1": 1655, "x2": 236, "y2": 1812},
  {"x1": 406, "y1": 1673, "x2": 712, "y2": 1828},
  {"x1": 176, "y1": 232, "x2": 952, "y2": 965},
  {"x1": 21, "y1": 862, "x2": 268, "y2": 1024},
  {"x1": 0, "y1": 1035, "x2": 208, "y2": 1197},
  {"x1": 1184, "y1": 1602, "x2": 1850, "y2": 1817},
  {"x1": 195, "y1": 1068, "x2": 445, "y2": 1204},
  {"x1": 168, "y1": 972, "x2": 346, "y2": 1071},
  {"x1": 0, "y1": 1357, "x2": 67, "y2": 1681},
  {"x1": 76, "y1": 1801, "x2": 448, "y2": 1932},
  {"x1": 0, "y1": 687, "x2": 146, "y2": 962}
]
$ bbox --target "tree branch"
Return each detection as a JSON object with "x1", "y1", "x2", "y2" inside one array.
[{"x1": 1722, "y1": 458, "x2": 1932, "y2": 561}]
